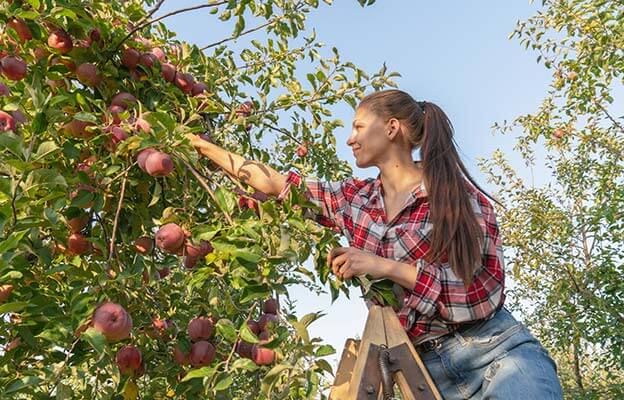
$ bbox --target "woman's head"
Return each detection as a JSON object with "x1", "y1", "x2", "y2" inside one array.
[{"x1": 354, "y1": 89, "x2": 498, "y2": 287}]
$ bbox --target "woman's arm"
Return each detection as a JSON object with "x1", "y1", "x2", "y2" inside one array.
[{"x1": 187, "y1": 134, "x2": 288, "y2": 197}]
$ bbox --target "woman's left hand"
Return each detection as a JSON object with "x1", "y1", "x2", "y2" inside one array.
[{"x1": 327, "y1": 247, "x2": 388, "y2": 280}]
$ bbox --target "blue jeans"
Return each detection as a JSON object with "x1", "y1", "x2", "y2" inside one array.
[{"x1": 418, "y1": 306, "x2": 564, "y2": 399}]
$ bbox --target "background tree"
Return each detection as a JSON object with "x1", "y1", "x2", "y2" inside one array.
[
  {"x1": 480, "y1": 0, "x2": 623, "y2": 398},
  {"x1": 0, "y1": 0, "x2": 397, "y2": 398}
]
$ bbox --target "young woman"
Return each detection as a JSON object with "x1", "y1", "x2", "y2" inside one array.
[{"x1": 187, "y1": 89, "x2": 564, "y2": 399}]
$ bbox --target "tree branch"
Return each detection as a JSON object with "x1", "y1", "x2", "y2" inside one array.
[
  {"x1": 200, "y1": 18, "x2": 280, "y2": 51},
  {"x1": 108, "y1": 175, "x2": 127, "y2": 264}
]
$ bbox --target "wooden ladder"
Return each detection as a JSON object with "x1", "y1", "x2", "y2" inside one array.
[{"x1": 329, "y1": 305, "x2": 443, "y2": 400}]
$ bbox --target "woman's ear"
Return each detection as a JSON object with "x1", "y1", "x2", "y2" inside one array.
[{"x1": 386, "y1": 117, "x2": 402, "y2": 141}]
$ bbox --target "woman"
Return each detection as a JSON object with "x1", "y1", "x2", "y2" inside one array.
[{"x1": 187, "y1": 89, "x2": 564, "y2": 399}]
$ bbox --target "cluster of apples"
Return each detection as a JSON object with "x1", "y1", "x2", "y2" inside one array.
[
  {"x1": 235, "y1": 298, "x2": 279, "y2": 365},
  {"x1": 173, "y1": 316, "x2": 218, "y2": 368},
  {"x1": 237, "y1": 188, "x2": 269, "y2": 216},
  {"x1": 119, "y1": 42, "x2": 207, "y2": 97}
]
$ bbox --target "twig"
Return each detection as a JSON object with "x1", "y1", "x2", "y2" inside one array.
[
  {"x1": 200, "y1": 18, "x2": 280, "y2": 51},
  {"x1": 108, "y1": 175, "x2": 128, "y2": 263},
  {"x1": 175, "y1": 154, "x2": 234, "y2": 225},
  {"x1": 47, "y1": 335, "x2": 82, "y2": 397},
  {"x1": 140, "y1": 0, "x2": 167, "y2": 25},
  {"x1": 111, "y1": 1, "x2": 229, "y2": 56}
]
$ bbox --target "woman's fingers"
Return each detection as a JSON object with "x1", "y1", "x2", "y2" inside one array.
[
  {"x1": 331, "y1": 253, "x2": 349, "y2": 275},
  {"x1": 327, "y1": 246, "x2": 348, "y2": 267}
]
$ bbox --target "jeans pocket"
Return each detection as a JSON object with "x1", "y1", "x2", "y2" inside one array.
[{"x1": 458, "y1": 320, "x2": 525, "y2": 349}]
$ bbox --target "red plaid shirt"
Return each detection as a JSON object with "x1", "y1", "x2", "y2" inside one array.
[{"x1": 277, "y1": 170, "x2": 506, "y2": 344}]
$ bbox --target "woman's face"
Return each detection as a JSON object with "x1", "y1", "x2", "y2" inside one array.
[{"x1": 347, "y1": 106, "x2": 391, "y2": 168}]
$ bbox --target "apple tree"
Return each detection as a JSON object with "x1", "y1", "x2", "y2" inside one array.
[
  {"x1": 0, "y1": 0, "x2": 398, "y2": 398},
  {"x1": 479, "y1": 0, "x2": 623, "y2": 398}
]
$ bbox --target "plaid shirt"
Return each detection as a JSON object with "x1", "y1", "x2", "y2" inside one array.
[{"x1": 277, "y1": 170, "x2": 506, "y2": 345}]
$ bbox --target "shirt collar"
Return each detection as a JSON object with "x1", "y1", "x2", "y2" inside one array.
[{"x1": 369, "y1": 162, "x2": 428, "y2": 204}]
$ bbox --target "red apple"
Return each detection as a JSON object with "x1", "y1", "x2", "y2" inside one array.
[
  {"x1": 0, "y1": 83, "x2": 9, "y2": 96},
  {"x1": 552, "y1": 128, "x2": 565, "y2": 139},
  {"x1": 0, "y1": 284, "x2": 13, "y2": 303},
  {"x1": 262, "y1": 298, "x2": 278, "y2": 315},
  {"x1": 236, "y1": 101, "x2": 254, "y2": 117},
  {"x1": 157, "y1": 267, "x2": 170, "y2": 279},
  {"x1": 160, "y1": 62, "x2": 176, "y2": 82},
  {"x1": 258, "y1": 330, "x2": 271, "y2": 344},
  {"x1": 107, "y1": 126, "x2": 129, "y2": 150},
  {"x1": 296, "y1": 144, "x2": 308, "y2": 157},
  {"x1": 89, "y1": 28, "x2": 102, "y2": 47},
  {"x1": 92, "y1": 301, "x2": 133, "y2": 342},
  {"x1": 47, "y1": 29, "x2": 73, "y2": 54},
  {"x1": 67, "y1": 233, "x2": 91, "y2": 255},
  {"x1": 11, "y1": 110, "x2": 26, "y2": 126},
  {"x1": 136, "y1": 148, "x2": 157, "y2": 171},
  {"x1": 1, "y1": 56, "x2": 27, "y2": 81},
  {"x1": 8, "y1": 18, "x2": 32, "y2": 42},
  {"x1": 111, "y1": 92, "x2": 137, "y2": 108},
  {"x1": 189, "y1": 340, "x2": 216, "y2": 367},
  {"x1": 235, "y1": 340, "x2": 253, "y2": 359},
  {"x1": 5, "y1": 337, "x2": 21, "y2": 352},
  {"x1": 174, "y1": 72, "x2": 194, "y2": 94},
  {"x1": 67, "y1": 213, "x2": 90, "y2": 233},
  {"x1": 184, "y1": 240, "x2": 213, "y2": 258},
  {"x1": 62, "y1": 119, "x2": 94, "y2": 139},
  {"x1": 247, "y1": 320, "x2": 261, "y2": 335},
  {"x1": 135, "y1": 117, "x2": 151, "y2": 133},
  {"x1": 138, "y1": 52, "x2": 157, "y2": 69},
  {"x1": 251, "y1": 345, "x2": 275, "y2": 365},
  {"x1": 258, "y1": 313, "x2": 279, "y2": 331},
  {"x1": 0, "y1": 111, "x2": 15, "y2": 132},
  {"x1": 187, "y1": 317, "x2": 214, "y2": 342},
  {"x1": 151, "y1": 47, "x2": 166, "y2": 62},
  {"x1": 144, "y1": 151, "x2": 174, "y2": 177},
  {"x1": 173, "y1": 344, "x2": 189, "y2": 365},
  {"x1": 121, "y1": 47, "x2": 140, "y2": 68},
  {"x1": 134, "y1": 236, "x2": 153, "y2": 255},
  {"x1": 191, "y1": 82, "x2": 207, "y2": 97},
  {"x1": 116, "y1": 345, "x2": 142, "y2": 375},
  {"x1": 155, "y1": 223, "x2": 185, "y2": 253},
  {"x1": 76, "y1": 63, "x2": 100, "y2": 87}
]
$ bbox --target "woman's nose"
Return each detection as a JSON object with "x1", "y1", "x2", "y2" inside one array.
[{"x1": 346, "y1": 133, "x2": 357, "y2": 146}]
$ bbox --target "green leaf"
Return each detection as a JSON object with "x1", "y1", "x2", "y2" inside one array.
[
  {"x1": 291, "y1": 320, "x2": 309, "y2": 344},
  {"x1": 4, "y1": 376, "x2": 42, "y2": 395},
  {"x1": 0, "y1": 302, "x2": 29, "y2": 314},
  {"x1": 233, "y1": 16, "x2": 245, "y2": 37},
  {"x1": 239, "y1": 320, "x2": 259, "y2": 344},
  {"x1": 231, "y1": 358, "x2": 259, "y2": 371},
  {"x1": 261, "y1": 364, "x2": 293, "y2": 394},
  {"x1": 180, "y1": 366, "x2": 216, "y2": 382},
  {"x1": 33, "y1": 141, "x2": 60, "y2": 161},
  {"x1": 0, "y1": 132, "x2": 25, "y2": 159},
  {"x1": 0, "y1": 230, "x2": 28, "y2": 253},
  {"x1": 73, "y1": 112, "x2": 98, "y2": 123},
  {"x1": 214, "y1": 374, "x2": 234, "y2": 391},
  {"x1": 216, "y1": 319, "x2": 237, "y2": 342},
  {"x1": 81, "y1": 327, "x2": 106, "y2": 354},
  {"x1": 315, "y1": 344, "x2": 335, "y2": 357},
  {"x1": 148, "y1": 181, "x2": 161, "y2": 207}
]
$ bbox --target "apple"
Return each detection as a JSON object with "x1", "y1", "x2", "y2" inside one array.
[
  {"x1": 138, "y1": 52, "x2": 158, "y2": 69},
  {"x1": 262, "y1": 298, "x2": 278, "y2": 315},
  {"x1": 115, "y1": 345, "x2": 142, "y2": 376},
  {"x1": 33, "y1": 47, "x2": 50, "y2": 61},
  {"x1": 155, "y1": 223, "x2": 185, "y2": 253},
  {"x1": 258, "y1": 330, "x2": 270, "y2": 344},
  {"x1": 107, "y1": 126, "x2": 129, "y2": 150},
  {"x1": 135, "y1": 117, "x2": 151, "y2": 133},
  {"x1": 11, "y1": 110, "x2": 27, "y2": 126},
  {"x1": 105, "y1": 105, "x2": 125, "y2": 125},
  {"x1": 174, "y1": 72, "x2": 194, "y2": 94},
  {"x1": 146, "y1": 317, "x2": 174, "y2": 339},
  {"x1": 160, "y1": 62, "x2": 176, "y2": 82},
  {"x1": 121, "y1": 47, "x2": 140, "y2": 69},
  {"x1": 92, "y1": 301, "x2": 133, "y2": 342},
  {"x1": 235, "y1": 340, "x2": 253, "y2": 359},
  {"x1": 1, "y1": 56, "x2": 27, "y2": 81},
  {"x1": 258, "y1": 313, "x2": 278, "y2": 331},
  {"x1": 0, "y1": 111, "x2": 16, "y2": 132},
  {"x1": 4, "y1": 337, "x2": 20, "y2": 352},
  {"x1": 157, "y1": 267, "x2": 170, "y2": 279},
  {"x1": 144, "y1": 151, "x2": 174, "y2": 177},
  {"x1": 296, "y1": 144, "x2": 308, "y2": 157},
  {"x1": 89, "y1": 28, "x2": 102, "y2": 47},
  {"x1": 62, "y1": 119, "x2": 94, "y2": 139},
  {"x1": 184, "y1": 240, "x2": 213, "y2": 258},
  {"x1": 136, "y1": 148, "x2": 157, "y2": 171},
  {"x1": 151, "y1": 47, "x2": 166, "y2": 62},
  {"x1": 0, "y1": 284, "x2": 13, "y2": 303},
  {"x1": 0, "y1": 83, "x2": 9, "y2": 96},
  {"x1": 567, "y1": 71, "x2": 578, "y2": 81},
  {"x1": 236, "y1": 101, "x2": 254, "y2": 117},
  {"x1": 76, "y1": 63, "x2": 101, "y2": 87},
  {"x1": 111, "y1": 92, "x2": 137, "y2": 108},
  {"x1": 189, "y1": 340, "x2": 216, "y2": 367},
  {"x1": 134, "y1": 236, "x2": 153, "y2": 255},
  {"x1": 251, "y1": 345, "x2": 275, "y2": 365},
  {"x1": 552, "y1": 128, "x2": 565, "y2": 139},
  {"x1": 247, "y1": 320, "x2": 261, "y2": 335},
  {"x1": 173, "y1": 344, "x2": 189, "y2": 365},
  {"x1": 187, "y1": 316, "x2": 214, "y2": 341},
  {"x1": 8, "y1": 18, "x2": 32, "y2": 42},
  {"x1": 191, "y1": 82, "x2": 207, "y2": 97},
  {"x1": 67, "y1": 233, "x2": 91, "y2": 255},
  {"x1": 67, "y1": 213, "x2": 90, "y2": 233},
  {"x1": 48, "y1": 29, "x2": 73, "y2": 54}
]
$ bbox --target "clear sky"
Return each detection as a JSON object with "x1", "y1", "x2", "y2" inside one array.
[{"x1": 162, "y1": 0, "x2": 552, "y2": 375}]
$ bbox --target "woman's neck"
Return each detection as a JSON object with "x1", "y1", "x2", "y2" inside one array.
[{"x1": 378, "y1": 159, "x2": 423, "y2": 197}]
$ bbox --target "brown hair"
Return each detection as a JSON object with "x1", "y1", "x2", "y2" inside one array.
[{"x1": 359, "y1": 89, "x2": 499, "y2": 287}]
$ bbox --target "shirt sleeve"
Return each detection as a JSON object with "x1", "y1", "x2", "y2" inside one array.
[
  {"x1": 402, "y1": 192, "x2": 505, "y2": 324},
  {"x1": 277, "y1": 170, "x2": 350, "y2": 231}
]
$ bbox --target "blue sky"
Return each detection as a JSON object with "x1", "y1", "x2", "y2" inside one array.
[{"x1": 163, "y1": 0, "x2": 551, "y2": 373}]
